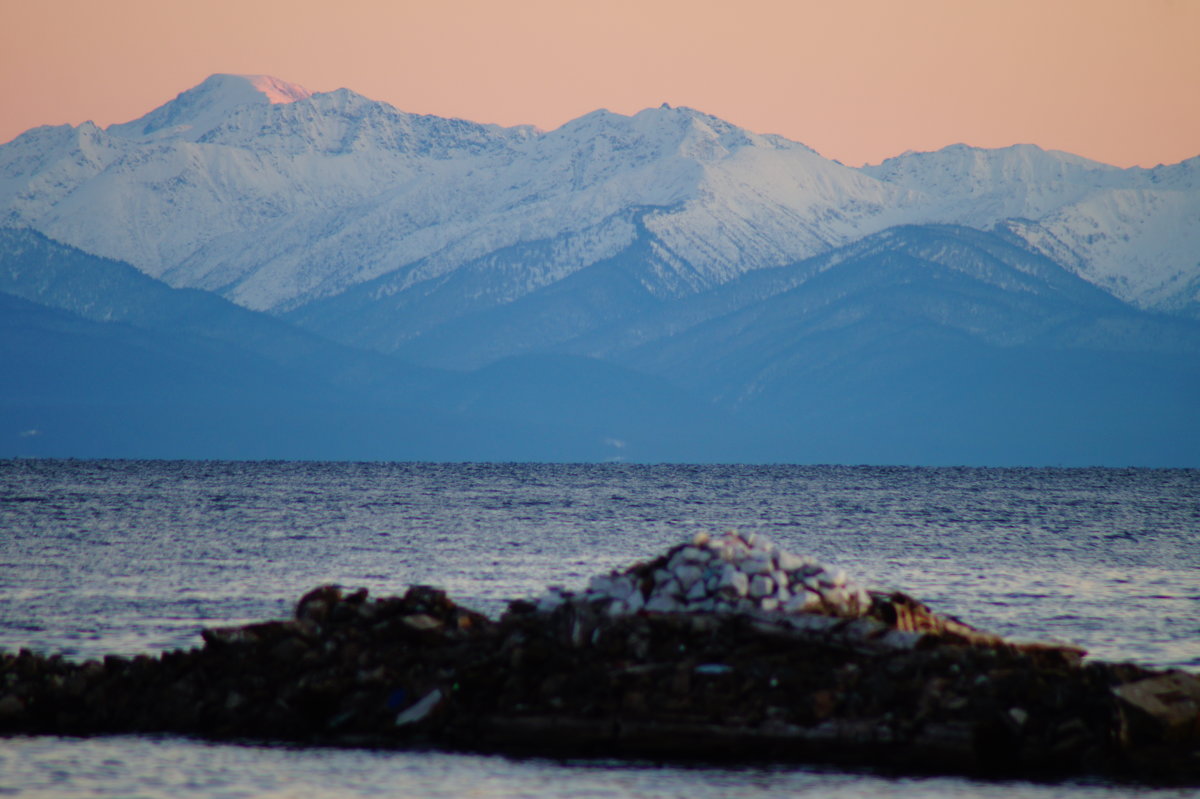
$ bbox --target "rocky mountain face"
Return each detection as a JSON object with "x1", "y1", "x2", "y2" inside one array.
[{"x1": 2, "y1": 75, "x2": 1197, "y2": 464}]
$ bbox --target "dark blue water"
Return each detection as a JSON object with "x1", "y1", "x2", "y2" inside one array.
[{"x1": 1, "y1": 460, "x2": 1198, "y2": 798}]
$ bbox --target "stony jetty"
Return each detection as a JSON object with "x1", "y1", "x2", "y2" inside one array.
[{"x1": 2, "y1": 533, "x2": 1199, "y2": 785}]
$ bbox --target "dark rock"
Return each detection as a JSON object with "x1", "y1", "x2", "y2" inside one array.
[
  {"x1": 1115, "y1": 672, "x2": 1200, "y2": 744},
  {"x1": 0, "y1": 581, "x2": 1196, "y2": 784}
]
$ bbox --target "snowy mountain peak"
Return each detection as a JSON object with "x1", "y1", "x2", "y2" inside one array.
[
  {"x1": 636, "y1": 104, "x2": 756, "y2": 152},
  {"x1": 106, "y1": 73, "x2": 312, "y2": 142},
  {"x1": 546, "y1": 104, "x2": 773, "y2": 165},
  {"x1": 236, "y1": 74, "x2": 313, "y2": 104}
]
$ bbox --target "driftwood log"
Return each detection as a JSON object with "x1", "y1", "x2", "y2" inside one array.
[{"x1": 1, "y1": 582, "x2": 1198, "y2": 785}]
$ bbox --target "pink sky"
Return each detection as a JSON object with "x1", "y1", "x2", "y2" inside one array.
[{"x1": 1, "y1": 0, "x2": 1197, "y2": 167}]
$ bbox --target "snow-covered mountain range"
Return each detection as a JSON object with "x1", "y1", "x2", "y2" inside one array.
[
  {"x1": 4, "y1": 74, "x2": 1196, "y2": 326},
  {"x1": 863, "y1": 145, "x2": 1200, "y2": 315},
  {"x1": 2, "y1": 74, "x2": 1198, "y2": 464}
]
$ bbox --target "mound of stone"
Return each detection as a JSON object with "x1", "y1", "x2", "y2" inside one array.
[
  {"x1": 524, "y1": 531, "x2": 1003, "y2": 647},
  {"x1": 534, "y1": 531, "x2": 873, "y2": 617}
]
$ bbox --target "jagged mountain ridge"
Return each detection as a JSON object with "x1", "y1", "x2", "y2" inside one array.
[
  {"x1": 6, "y1": 72, "x2": 1194, "y2": 335},
  {"x1": 163, "y1": 100, "x2": 914, "y2": 314},
  {"x1": 0, "y1": 74, "x2": 537, "y2": 285}
]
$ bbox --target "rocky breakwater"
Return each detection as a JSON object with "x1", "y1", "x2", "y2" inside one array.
[
  {"x1": 2, "y1": 531, "x2": 1199, "y2": 784},
  {"x1": 0, "y1": 584, "x2": 492, "y2": 746}
]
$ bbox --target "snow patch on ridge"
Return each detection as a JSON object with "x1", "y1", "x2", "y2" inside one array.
[{"x1": 240, "y1": 74, "x2": 313, "y2": 105}]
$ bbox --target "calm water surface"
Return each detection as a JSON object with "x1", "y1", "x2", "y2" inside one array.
[{"x1": 1, "y1": 460, "x2": 1198, "y2": 798}]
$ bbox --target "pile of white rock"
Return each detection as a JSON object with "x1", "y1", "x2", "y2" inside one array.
[{"x1": 534, "y1": 530, "x2": 876, "y2": 620}]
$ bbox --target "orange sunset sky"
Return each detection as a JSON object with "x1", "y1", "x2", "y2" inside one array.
[{"x1": 1, "y1": 0, "x2": 1197, "y2": 167}]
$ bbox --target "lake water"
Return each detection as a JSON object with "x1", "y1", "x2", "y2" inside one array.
[{"x1": 1, "y1": 460, "x2": 1198, "y2": 798}]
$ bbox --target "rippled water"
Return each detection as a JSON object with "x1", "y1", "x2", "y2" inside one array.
[
  {"x1": 0, "y1": 736, "x2": 1172, "y2": 799},
  {"x1": 1, "y1": 460, "x2": 1198, "y2": 798}
]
